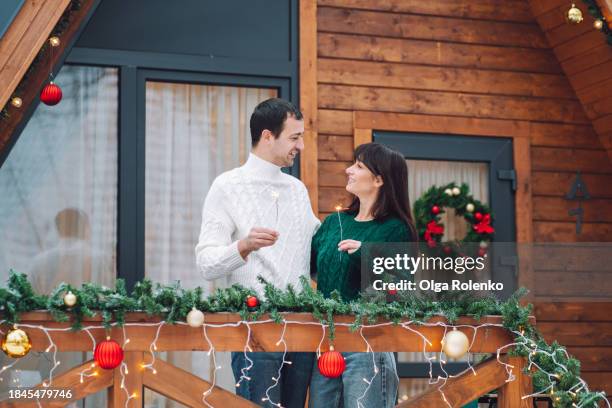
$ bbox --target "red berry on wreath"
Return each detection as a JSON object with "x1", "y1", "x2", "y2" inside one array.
[
  {"x1": 318, "y1": 346, "x2": 345, "y2": 378},
  {"x1": 474, "y1": 212, "x2": 483, "y2": 221},
  {"x1": 431, "y1": 205, "x2": 440, "y2": 215},
  {"x1": 246, "y1": 295, "x2": 259, "y2": 308},
  {"x1": 443, "y1": 246, "x2": 452, "y2": 255}
]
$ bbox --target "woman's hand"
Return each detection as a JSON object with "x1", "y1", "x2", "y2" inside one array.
[{"x1": 338, "y1": 239, "x2": 361, "y2": 254}]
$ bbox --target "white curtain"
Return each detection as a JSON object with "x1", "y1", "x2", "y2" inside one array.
[
  {"x1": 144, "y1": 81, "x2": 276, "y2": 407},
  {"x1": 0, "y1": 65, "x2": 118, "y2": 406},
  {"x1": 399, "y1": 159, "x2": 489, "y2": 399}
]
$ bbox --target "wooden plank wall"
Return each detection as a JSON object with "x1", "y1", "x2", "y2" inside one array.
[
  {"x1": 313, "y1": 0, "x2": 612, "y2": 396},
  {"x1": 528, "y1": 0, "x2": 612, "y2": 162}
]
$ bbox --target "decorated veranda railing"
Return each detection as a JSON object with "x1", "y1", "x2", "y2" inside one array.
[{"x1": 0, "y1": 312, "x2": 536, "y2": 408}]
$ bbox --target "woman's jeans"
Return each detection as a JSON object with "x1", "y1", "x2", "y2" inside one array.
[
  {"x1": 309, "y1": 352, "x2": 398, "y2": 408},
  {"x1": 231, "y1": 351, "x2": 314, "y2": 408}
]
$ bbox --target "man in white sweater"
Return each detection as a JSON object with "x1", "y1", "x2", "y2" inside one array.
[{"x1": 195, "y1": 98, "x2": 319, "y2": 407}]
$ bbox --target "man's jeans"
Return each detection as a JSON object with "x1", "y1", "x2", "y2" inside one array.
[
  {"x1": 309, "y1": 352, "x2": 398, "y2": 408},
  {"x1": 231, "y1": 352, "x2": 314, "y2": 408}
]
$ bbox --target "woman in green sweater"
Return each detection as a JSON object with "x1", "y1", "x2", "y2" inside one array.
[{"x1": 309, "y1": 143, "x2": 416, "y2": 408}]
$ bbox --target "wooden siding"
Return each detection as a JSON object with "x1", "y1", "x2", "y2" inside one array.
[
  {"x1": 312, "y1": 0, "x2": 612, "y2": 396},
  {"x1": 528, "y1": 0, "x2": 612, "y2": 162}
]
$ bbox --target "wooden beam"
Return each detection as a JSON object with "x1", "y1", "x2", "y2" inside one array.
[
  {"x1": 0, "y1": 0, "x2": 100, "y2": 160},
  {"x1": 354, "y1": 111, "x2": 530, "y2": 138},
  {"x1": 4, "y1": 313, "x2": 532, "y2": 353},
  {"x1": 497, "y1": 356, "x2": 533, "y2": 408},
  {"x1": 0, "y1": 359, "x2": 113, "y2": 408},
  {"x1": 0, "y1": 0, "x2": 71, "y2": 111},
  {"x1": 143, "y1": 358, "x2": 259, "y2": 407},
  {"x1": 112, "y1": 351, "x2": 143, "y2": 408},
  {"x1": 299, "y1": 0, "x2": 319, "y2": 214},
  {"x1": 397, "y1": 357, "x2": 518, "y2": 408}
]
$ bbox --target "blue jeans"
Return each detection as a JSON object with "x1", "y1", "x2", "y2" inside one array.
[
  {"x1": 231, "y1": 352, "x2": 314, "y2": 408},
  {"x1": 309, "y1": 352, "x2": 398, "y2": 408}
]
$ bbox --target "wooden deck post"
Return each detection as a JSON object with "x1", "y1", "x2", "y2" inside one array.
[
  {"x1": 110, "y1": 351, "x2": 144, "y2": 408},
  {"x1": 497, "y1": 356, "x2": 533, "y2": 408}
]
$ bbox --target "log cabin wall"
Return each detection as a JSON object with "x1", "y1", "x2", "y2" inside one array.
[{"x1": 310, "y1": 0, "x2": 612, "y2": 396}]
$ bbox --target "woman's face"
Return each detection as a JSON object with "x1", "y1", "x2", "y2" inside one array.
[{"x1": 345, "y1": 160, "x2": 383, "y2": 196}]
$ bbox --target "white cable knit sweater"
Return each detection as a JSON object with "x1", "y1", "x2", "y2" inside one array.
[{"x1": 195, "y1": 153, "x2": 320, "y2": 295}]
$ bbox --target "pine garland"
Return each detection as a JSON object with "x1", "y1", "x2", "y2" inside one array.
[{"x1": 0, "y1": 270, "x2": 607, "y2": 407}]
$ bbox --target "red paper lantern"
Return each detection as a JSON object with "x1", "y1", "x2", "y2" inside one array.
[
  {"x1": 94, "y1": 338, "x2": 124, "y2": 369},
  {"x1": 40, "y1": 82, "x2": 62, "y2": 106},
  {"x1": 318, "y1": 346, "x2": 345, "y2": 378},
  {"x1": 246, "y1": 295, "x2": 259, "y2": 308}
]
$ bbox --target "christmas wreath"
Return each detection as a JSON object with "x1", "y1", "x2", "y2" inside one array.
[{"x1": 413, "y1": 183, "x2": 494, "y2": 256}]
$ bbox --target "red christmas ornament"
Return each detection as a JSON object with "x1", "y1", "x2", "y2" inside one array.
[
  {"x1": 40, "y1": 82, "x2": 62, "y2": 106},
  {"x1": 473, "y1": 214, "x2": 494, "y2": 235},
  {"x1": 246, "y1": 295, "x2": 259, "y2": 308},
  {"x1": 478, "y1": 248, "x2": 487, "y2": 257},
  {"x1": 318, "y1": 346, "x2": 345, "y2": 378},
  {"x1": 94, "y1": 338, "x2": 123, "y2": 369},
  {"x1": 474, "y1": 212, "x2": 483, "y2": 221},
  {"x1": 431, "y1": 205, "x2": 440, "y2": 215},
  {"x1": 387, "y1": 289, "x2": 398, "y2": 296},
  {"x1": 443, "y1": 246, "x2": 453, "y2": 255}
]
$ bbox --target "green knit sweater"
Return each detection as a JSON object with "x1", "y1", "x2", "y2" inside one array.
[{"x1": 311, "y1": 211, "x2": 414, "y2": 301}]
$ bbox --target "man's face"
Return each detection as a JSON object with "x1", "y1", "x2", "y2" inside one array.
[{"x1": 267, "y1": 115, "x2": 305, "y2": 167}]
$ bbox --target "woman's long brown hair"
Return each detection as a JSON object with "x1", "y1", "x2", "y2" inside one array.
[{"x1": 346, "y1": 143, "x2": 417, "y2": 240}]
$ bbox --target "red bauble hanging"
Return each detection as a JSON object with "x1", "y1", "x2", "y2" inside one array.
[
  {"x1": 431, "y1": 205, "x2": 440, "y2": 215},
  {"x1": 474, "y1": 212, "x2": 483, "y2": 221},
  {"x1": 246, "y1": 295, "x2": 259, "y2": 308},
  {"x1": 40, "y1": 82, "x2": 62, "y2": 106},
  {"x1": 387, "y1": 289, "x2": 398, "y2": 295},
  {"x1": 318, "y1": 346, "x2": 346, "y2": 378},
  {"x1": 94, "y1": 338, "x2": 124, "y2": 369}
]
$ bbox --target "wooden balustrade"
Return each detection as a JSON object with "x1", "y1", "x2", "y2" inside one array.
[{"x1": 0, "y1": 312, "x2": 534, "y2": 407}]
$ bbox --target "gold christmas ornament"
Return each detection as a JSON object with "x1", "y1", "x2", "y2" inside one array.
[
  {"x1": 566, "y1": 4, "x2": 583, "y2": 24},
  {"x1": 2, "y1": 328, "x2": 32, "y2": 358},
  {"x1": 49, "y1": 36, "x2": 61, "y2": 47},
  {"x1": 63, "y1": 291, "x2": 77, "y2": 307},
  {"x1": 186, "y1": 307, "x2": 205, "y2": 327},
  {"x1": 11, "y1": 97, "x2": 22, "y2": 108},
  {"x1": 441, "y1": 328, "x2": 469, "y2": 359},
  {"x1": 594, "y1": 19, "x2": 604, "y2": 30}
]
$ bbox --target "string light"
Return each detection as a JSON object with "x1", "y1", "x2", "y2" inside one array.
[{"x1": 2, "y1": 318, "x2": 609, "y2": 408}]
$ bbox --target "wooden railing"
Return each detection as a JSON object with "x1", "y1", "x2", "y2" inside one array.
[{"x1": 0, "y1": 313, "x2": 534, "y2": 407}]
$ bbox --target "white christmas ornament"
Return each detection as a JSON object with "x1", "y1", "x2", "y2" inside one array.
[
  {"x1": 452, "y1": 187, "x2": 461, "y2": 196},
  {"x1": 63, "y1": 291, "x2": 77, "y2": 307},
  {"x1": 442, "y1": 328, "x2": 470, "y2": 359},
  {"x1": 187, "y1": 307, "x2": 205, "y2": 327},
  {"x1": 444, "y1": 188, "x2": 453, "y2": 196},
  {"x1": 466, "y1": 203, "x2": 475, "y2": 213},
  {"x1": 479, "y1": 241, "x2": 488, "y2": 249}
]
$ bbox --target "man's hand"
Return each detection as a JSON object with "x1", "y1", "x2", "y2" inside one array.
[
  {"x1": 238, "y1": 227, "x2": 279, "y2": 259},
  {"x1": 338, "y1": 239, "x2": 361, "y2": 254}
]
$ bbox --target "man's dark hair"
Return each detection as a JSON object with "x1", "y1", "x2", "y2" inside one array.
[{"x1": 250, "y1": 98, "x2": 303, "y2": 146}]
